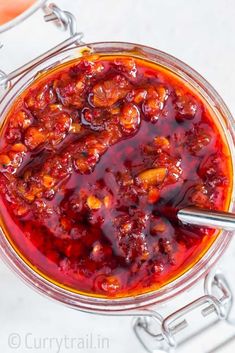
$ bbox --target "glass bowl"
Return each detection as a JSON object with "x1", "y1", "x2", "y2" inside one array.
[{"x1": 0, "y1": 42, "x2": 234, "y2": 313}]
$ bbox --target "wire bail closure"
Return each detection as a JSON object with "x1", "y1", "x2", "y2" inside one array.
[
  {"x1": 1, "y1": 5, "x2": 234, "y2": 353},
  {"x1": 0, "y1": 3, "x2": 83, "y2": 90},
  {"x1": 133, "y1": 273, "x2": 233, "y2": 353},
  {"x1": 44, "y1": 3, "x2": 78, "y2": 37}
]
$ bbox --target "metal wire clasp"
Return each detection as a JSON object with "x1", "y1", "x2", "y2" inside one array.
[
  {"x1": 0, "y1": 3, "x2": 84, "y2": 90},
  {"x1": 43, "y1": 3, "x2": 78, "y2": 37},
  {"x1": 133, "y1": 273, "x2": 233, "y2": 353}
]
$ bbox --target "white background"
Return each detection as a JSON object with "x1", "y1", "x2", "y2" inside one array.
[{"x1": 1, "y1": 1, "x2": 235, "y2": 353}]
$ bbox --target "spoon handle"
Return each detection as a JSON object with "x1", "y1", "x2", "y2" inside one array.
[{"x1": 178, "y1": 207, "x2": 235, "y2": 232}]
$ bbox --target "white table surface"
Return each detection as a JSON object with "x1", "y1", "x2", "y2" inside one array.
[{"x1": 1, "y1": 1, "x2": 235, "y2": 352}]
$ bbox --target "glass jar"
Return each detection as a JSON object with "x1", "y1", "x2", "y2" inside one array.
[
  {"x1": 0, "y1": 0, "x2": 47, "y2": 33},
  {"x1": 0, "y1": 8, "x2": 235, "y2": 353}
]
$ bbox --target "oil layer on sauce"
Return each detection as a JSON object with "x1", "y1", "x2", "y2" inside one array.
[{"x1": 0, "y1": 54, "x2": 232, "y2": 298}]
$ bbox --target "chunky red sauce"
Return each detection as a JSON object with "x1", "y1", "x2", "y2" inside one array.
[{"x1": 0, "y1": 55, "x2": 232, "y2": 298}]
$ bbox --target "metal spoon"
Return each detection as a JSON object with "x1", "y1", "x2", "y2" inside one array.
[{"x1": 178, "y1": 207, "x2": 235, "y2": 232}]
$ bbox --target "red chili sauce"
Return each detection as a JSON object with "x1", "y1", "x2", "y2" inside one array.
[{"x1": 0, "y1": 55, "x2": 232, "y2": 298}]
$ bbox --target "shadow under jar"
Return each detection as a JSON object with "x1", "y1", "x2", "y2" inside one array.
[{"x1": 0, "y1": 42, "x2": 234, "y2": 313}]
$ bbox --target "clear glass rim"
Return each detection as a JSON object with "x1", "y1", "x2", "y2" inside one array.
[
  {"x1": 0, "y1": 0, "x2": 47, "y2": 34},
  {"x1": 0, "y1": 41, "x2": 234, "y2": 313}
]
